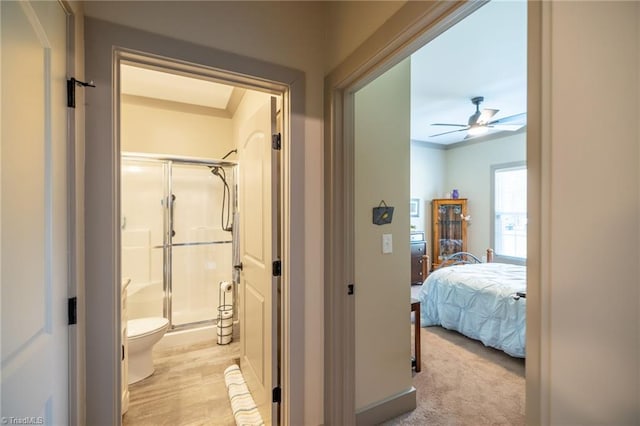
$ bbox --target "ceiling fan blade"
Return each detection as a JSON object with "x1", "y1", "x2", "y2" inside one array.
[
  {"x1": 489, "y1": 123, "x2": 525, "y2": 131},
  {"x1": 477, "y1": 108, "x2": 499, "y2": 124},
  {"x1": 488, "y1": 112, "x2": 527, "y2": 125},
  {"x1": 429, "y1": 128, "x2": 468, "y2": 138},
  {"x1": 430, "y1": 123, "x2": 468, "y2": 127}
]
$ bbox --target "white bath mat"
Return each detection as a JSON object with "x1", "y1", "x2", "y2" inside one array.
[{"x1": 224, "y1": 364, "x2": 265, "y2": 426}]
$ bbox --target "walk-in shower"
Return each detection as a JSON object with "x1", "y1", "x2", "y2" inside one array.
[{"x1": 121, "y1": 153, "x2": 237, "y2": 337}]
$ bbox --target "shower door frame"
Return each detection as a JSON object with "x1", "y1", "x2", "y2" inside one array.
[{"x1": 122, "y1": 152, "x2": 238, "y2": 332}]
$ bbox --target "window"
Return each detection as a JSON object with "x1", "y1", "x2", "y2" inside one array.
[{"x1": 491, "y1": 162, "x2": 526, "y2": 261}]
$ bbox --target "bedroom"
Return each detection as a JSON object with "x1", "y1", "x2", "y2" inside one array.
[
  {"x1": 409, "y1": 0, "x2": 527, "y2": 420},
  {"x1": 353, "y1": 1, "x2": 527, "y2": 423}
]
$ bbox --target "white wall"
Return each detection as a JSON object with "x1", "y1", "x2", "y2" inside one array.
[
  {"x1": 444, "y1": 133, "x2": 526, "y2": 257},
  {"x1": 354, "y1": 59, "x2": 413, "y2": 413},
  {"x1": 121, "y1": 95, "x2": 234, "y2": 159},
  {"x1": 410, "y1": 141, "x2": 445, "y2": 253},
  {"x1": 541, "y1": 2, "x2": 639, "y2": 422}
]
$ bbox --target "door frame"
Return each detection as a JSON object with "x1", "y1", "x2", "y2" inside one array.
[
  {"x1": 61, "y1": 1, "x2": 85, "y2": 424},
  {"x1": 324, "y1": 1, "x2": 543, "y2": 423},
  {"x1": 84, "y1": 18, "x2": 305, "y2": 425}
]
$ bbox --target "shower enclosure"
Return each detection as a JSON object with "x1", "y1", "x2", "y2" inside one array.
[{"x1": 121, "y1": 153, "x2": 237, "y2": 332}]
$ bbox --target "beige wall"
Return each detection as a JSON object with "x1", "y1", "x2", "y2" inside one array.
[
  {"x1": 121, "y1": 96, "x2": 234, "y2": 158},
  {"x1": 354, "y1": 58, "x2": 413, "y2": 412},
  {"x1": 324, "y1": 1, "x2": 406, "y2": 73},
  {"x1": 542, "y1": 2, "x2": 639, "y2": 422}
]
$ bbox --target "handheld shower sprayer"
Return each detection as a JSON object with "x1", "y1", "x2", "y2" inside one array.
[{"x1": 209, "y1": 162, "x2": 233, "y2": 233}]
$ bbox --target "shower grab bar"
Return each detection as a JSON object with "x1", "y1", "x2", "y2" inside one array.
[
  {"x1": 169, "y1": 194, "x2": 176, "y2": 238},
  {"x1": 152, "y1": 240, "x2": 232, "y2": 249}
]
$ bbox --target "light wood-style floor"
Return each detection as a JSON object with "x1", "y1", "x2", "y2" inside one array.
[{"x1": 123, "y1": 335, "x2": 240, "y2": 426}]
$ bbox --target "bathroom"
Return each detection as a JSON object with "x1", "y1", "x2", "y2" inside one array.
[{"x1": 119, "y1": 62, "x2": 278, "y2": 423}]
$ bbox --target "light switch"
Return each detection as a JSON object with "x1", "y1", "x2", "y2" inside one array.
[{"x1": 382, "y1": 233, "x2": 393, "y2": 254}]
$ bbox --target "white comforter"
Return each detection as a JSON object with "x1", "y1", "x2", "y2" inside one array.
[{"x1": 418, "y1": 262, "x2": 526, "y2": 358}]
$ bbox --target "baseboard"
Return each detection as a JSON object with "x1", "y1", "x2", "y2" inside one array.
[{"x1": 355, "y1": 387, "x2": 417, "y2": 426}]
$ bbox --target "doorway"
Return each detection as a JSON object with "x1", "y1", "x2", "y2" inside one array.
[
  {"x1": 117, "y1": 58, "x2": 280, "y2": 425},
  {"x1": 84, "y1": 18, "x2": 305, "y2": 424},
  {"x1": 324, "y1": 1, "x2": 538, "y2": 423}
]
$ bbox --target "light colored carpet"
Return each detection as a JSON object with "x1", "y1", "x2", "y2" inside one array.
[{"x1": 383, "y1": 325, "x2": 525, "y2": 425}]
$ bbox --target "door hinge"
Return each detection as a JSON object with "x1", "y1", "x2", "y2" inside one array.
[
  {"x1": 68, "y1": 297, "x2": 77, "y2": 325},
  {"x1": 272, "y1": 260, "x2": 282, "y2": 277},
  {"x1": 272, "y1": 386, "x2": 281, "y2": 403},
  {"x1": 347, "y1": 284, "x2": 354, "y2": 295},
  {"x1": 67, "y1": 77, "x2": 95, "y2": 108},
  {"x1": 272, "y1": 133, "x2": 281, "y2": 150}
]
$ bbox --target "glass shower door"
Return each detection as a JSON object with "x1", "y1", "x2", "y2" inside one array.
[
  {"x1": 170, "y1": 163, "x2": 234, "y2": 327},
  {"x1": 121, "y1": 159, "x2": 166, "y2": 319}
]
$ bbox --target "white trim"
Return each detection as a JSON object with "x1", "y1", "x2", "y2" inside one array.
[
  {"x1": 354, "y1": 387, "x2": 416, "y2": 425},
  {"x1": 528, "y1": 1, "x2": 551, "y2": 422},
  {"x1": 84, "y1": 18, "x2": 305, "y2": 425},
  {"x1": 60, "y1": 1, "x2": 84, "y2": 423}
]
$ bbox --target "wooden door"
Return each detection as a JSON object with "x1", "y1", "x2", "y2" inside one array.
[{"x1": 1, "y1": 0, "x2": 70, "y2": 423}]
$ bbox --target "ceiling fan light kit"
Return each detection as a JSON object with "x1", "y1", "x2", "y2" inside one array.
[{"x1": 467, "y1": 125, "x2": 488, "y2": 136}]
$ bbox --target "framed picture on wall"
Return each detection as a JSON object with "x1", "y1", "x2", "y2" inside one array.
[{"x1": 410, "y1": 198, "x2": 420, "y2": 217}]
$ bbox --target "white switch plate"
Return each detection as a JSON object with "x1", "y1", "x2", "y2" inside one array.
[{"x1": 382, "y1": 233, "x2": 393, "y2": 254}]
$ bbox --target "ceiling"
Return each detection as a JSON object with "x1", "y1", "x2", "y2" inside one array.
[
  {"x1": 120, "y1": 64, "x2": 246, "y2": 118},
  {"x1": 410, "y1": 1, "x2": 527, "y2": 145},
  {"x1": 121, "y1": 65, "x2": 234, "y2": 109},
  {"x1": 120, "y1": 1, "x2": 527, "y2": 146}
]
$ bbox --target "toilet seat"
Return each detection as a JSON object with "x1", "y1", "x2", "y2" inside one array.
[{"x1": 128, "y1": 317, "x2": 169, "y2": 339}]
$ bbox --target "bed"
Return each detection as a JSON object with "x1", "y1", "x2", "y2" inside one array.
[{"x1": 417, "y1": 250, "x2": 526, "y2": 358}]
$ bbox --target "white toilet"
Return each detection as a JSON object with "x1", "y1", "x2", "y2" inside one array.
[{"x1": 127, "y1": 317, "x2": 170, "y2": 384}]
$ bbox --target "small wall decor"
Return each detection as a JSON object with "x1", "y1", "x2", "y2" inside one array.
[
  {"x1": 410, "y1": 198, "x2": 420, "y2": 217},
  {"x1": 372, "y1": 200, "x2": 394, "y2": 225}
]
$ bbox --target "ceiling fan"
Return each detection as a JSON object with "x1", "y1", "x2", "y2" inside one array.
[{"x1": 429, "y1": 96, "x2": 526, "y2": 139}]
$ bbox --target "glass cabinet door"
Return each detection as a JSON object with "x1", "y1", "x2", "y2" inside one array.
[{"x1": 432, "y1": 199, "x2": 468, "y2": 268}]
